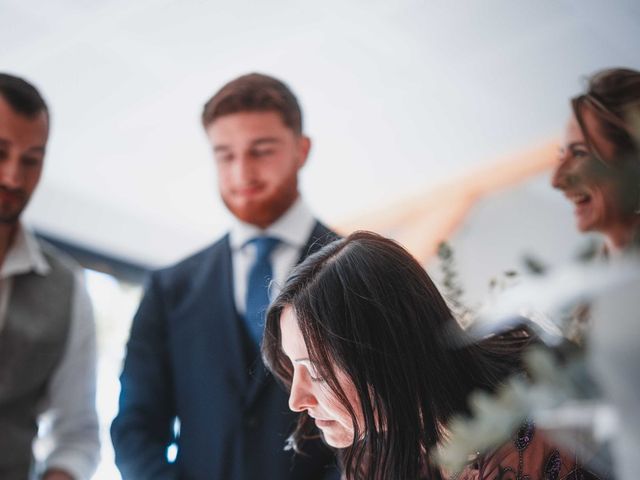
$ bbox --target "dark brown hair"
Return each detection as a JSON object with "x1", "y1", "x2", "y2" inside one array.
[
  {"x1": 262, "y1": 231, "x2": 530, "y2": 480},
  {"x1": 0, "y1": 73, "x2": 48, "y2": 119},
  {"x1": 201, "y1": 73, "x2": 303, "y2": 134},
  {"x1": 572, "y1": 68, "x2": 640, "y2": 164}
]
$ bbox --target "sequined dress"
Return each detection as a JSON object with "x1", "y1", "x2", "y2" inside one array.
[{"x1": 454, "y1": 421, "x2": 604, "y2": 480}]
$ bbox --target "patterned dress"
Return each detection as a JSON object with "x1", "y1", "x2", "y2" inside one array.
[{"x1": 455, "y1": 421, "x2": 605, "y2": 480}]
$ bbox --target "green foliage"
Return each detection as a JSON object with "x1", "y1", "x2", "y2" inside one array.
[
  {"x1": 434, "y1": 242, "x2": 602, "y2": 474},
  {"x1": 437, "y1": 241, "x2": 473, "y2": 327},
  {"x1": 435, "y1": 346, "x2": 595, "y2": 474},
  {"x1": 522, "y1": 254, "x2": 547, "y2": 275}
]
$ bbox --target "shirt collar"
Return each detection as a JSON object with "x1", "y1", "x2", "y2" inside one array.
[
  {"x1": 229, "y1": 197, "x2": 315, "y2": 251},
  {"x1": 1, "y1": 223, "x2": 51, "y2": 279}
]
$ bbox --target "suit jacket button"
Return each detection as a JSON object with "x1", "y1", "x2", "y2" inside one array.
[{"x1": 245, "y1": 416, "x2": 258, "y2": 429}]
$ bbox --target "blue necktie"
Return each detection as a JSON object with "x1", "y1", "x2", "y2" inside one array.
[{"x1": 245, "y1": 236, "x2": 280, "y2": 345}]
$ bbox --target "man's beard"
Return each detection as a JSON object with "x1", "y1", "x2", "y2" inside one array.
[
  {"x1": 222, "y1": 181, "x2": 299, "y2": 228},
  {"x1": 0, "y1": 186, "x2": 28, "y2": 224}
]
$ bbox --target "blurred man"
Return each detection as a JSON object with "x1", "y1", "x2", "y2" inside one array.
[
  {"x1": 0, "y1": 73, "x2": 100, "y2": 480},
  {"x1": 112, "y1": 73, "x2": 337, "y2": 479}
]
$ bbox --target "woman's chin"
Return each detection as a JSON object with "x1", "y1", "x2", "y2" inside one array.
[
  {"x1": 323, "y1": 436, "x2": 352, "y2": 449},
  {"x1": 575, "y1": 213, "x2": 596, "y2": 233},
  {"x1": 317, "y1": 425, "x2": 353, "y2": 449}
]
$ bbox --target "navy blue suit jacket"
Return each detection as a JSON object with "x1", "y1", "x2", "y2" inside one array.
[{"x1": 111, "y1": 222, "x2": 338, "y2": 480}]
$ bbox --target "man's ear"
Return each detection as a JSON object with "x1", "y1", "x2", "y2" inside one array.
[{"x1": 297, "y1": 135, "x2": 312, "y2": 168}]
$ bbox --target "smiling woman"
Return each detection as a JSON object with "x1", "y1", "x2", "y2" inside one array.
[{"x1": 552, "y1": 68, "x2": 640, "y2": 254}]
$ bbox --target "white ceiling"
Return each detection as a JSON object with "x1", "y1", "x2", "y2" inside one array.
[{"x1": 2, "y1": 0, "x2": 639, "y2": 267}]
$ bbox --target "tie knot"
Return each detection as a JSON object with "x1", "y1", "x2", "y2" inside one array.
[{"x1": 248, "y1": 236, "x2": 280, "y2": 261}]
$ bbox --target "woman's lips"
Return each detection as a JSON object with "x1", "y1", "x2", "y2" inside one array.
[
  {"x1": 565, "y1": 192, "x2": 592, "y2": 214},
  {"x1": 314, "y1": 419, "x2": 335, "y2": 428},
  {"x1": 568, "y1": 192, "x2": 590, "y2": 205},
  {"x1": 308, "y1": 413, "x2": 335, "y2": 428},
  {"x1": 566, "y1": 192, "x2": 594, "y2": 227}
]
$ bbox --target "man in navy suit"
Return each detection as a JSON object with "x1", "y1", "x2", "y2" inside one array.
[{"x1": 111, "y1": 73, "x2": 337, "y2": 480}]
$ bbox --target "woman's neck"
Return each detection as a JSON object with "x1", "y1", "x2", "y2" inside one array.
[{"x1": 605, "y1": 220, "x2": 640, "y2": 255}]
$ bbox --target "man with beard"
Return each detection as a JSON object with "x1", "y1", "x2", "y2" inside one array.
[
  {"x1": 0, "y1": 74, "x2": 99, "y2": 480},
  {"x1": 112, "y1": 73, "x2": 338, "y2": 480}
]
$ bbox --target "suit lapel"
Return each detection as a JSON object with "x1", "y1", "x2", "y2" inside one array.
[
  {"x1": 295, "y1": 221, "x2": 338, "y2": 264},
  {"x1": 188, "y1": 235, "x2": 249, "y2": 394}
]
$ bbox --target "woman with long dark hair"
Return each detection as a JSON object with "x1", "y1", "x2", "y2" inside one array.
[
  {"x1": 262, "y1": 231, "x2": 597, "y2": 479},
  {"x1": 552, "y1": 68, "x2": 640, "y2": 254}
]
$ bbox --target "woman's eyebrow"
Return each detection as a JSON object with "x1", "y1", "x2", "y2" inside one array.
[{"x1": 293, "y1": 358, "x2": 311, "y2": 364}]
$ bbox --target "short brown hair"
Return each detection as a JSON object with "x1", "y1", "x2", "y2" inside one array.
[{"x1": 202, "y1": 73, "x2": 303, "y2": 134}]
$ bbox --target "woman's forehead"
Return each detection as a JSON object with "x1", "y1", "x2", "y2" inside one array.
[
  {"x1": 564, "y1": 114, "x2": 583, "y2": 143},
  {"x1": 279, "y1": 306, "x2": 309, "y2": 360}
]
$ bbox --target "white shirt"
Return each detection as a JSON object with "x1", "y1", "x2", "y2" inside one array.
[
  {"x1": 0, "y1": 225, "x2": 100, "y2": 480},
  {"x1": 229, "y1": 197, "x2": 316, "y2": 316}
]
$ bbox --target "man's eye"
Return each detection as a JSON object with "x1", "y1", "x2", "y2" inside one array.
[
  {"x1": 252, "y1": 149, "x2": 275, "y2": 157},
  {"x1": 22, "y1": 156, "x2": 41, "y2": 167},
  {"x1": 216, "y1": 154, "x2": 233, "y2": 163}
]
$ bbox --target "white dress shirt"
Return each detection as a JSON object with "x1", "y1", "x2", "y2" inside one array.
[
  {"x1": 0, "y1": 224, "x2": 100, "y2": 480},
  {"x1": 228, "y1": 197, "x2": 316, "y2": 316}
]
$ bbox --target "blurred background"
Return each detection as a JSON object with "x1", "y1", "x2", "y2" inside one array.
[{"x1": 2, "y1": 0, "x2": 639, "y2": 477}]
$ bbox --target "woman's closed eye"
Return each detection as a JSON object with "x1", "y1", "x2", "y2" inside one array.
[
  {"x1": 296, "y1": 360, "x2": 326, "y2": 383},
  {"x1": 308, "y1": 371, "x2": 326, "y2": 383}
]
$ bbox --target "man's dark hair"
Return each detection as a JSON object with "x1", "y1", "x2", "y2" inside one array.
[
  {"x1": 202, "y1": 73, "x2": 303, "y2": 134},
  {"x1": 0, "y1": 73, "x2": 49, "y2": 118}
]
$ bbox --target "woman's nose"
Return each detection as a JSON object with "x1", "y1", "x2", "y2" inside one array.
[
  {"x1": 288, "y1": 371, "x2": 317, "y2": 413},
  {"x1": 551, "y1": 162, "x2": 567, "y2": 190},
  {"x1": 551, "y1": 153, "x2": 575, "y2": 190}
]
